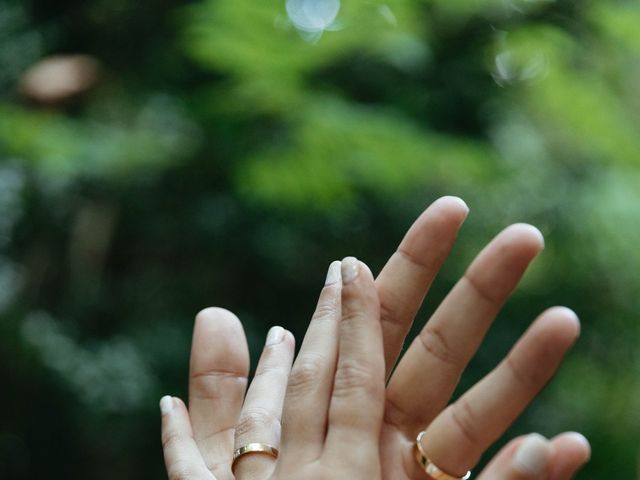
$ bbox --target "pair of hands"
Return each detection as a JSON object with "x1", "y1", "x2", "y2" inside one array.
[{"x1": 160, "y1": 197, "x2": 591, "y2": 480}]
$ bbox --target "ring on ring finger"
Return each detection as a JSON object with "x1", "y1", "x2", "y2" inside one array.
[
  {"x1": 415, "y1": 431, "x2": 472, "y2": 480},
  {"x1": 232, "y1": 443, "x2": 279, "y2": 473}
]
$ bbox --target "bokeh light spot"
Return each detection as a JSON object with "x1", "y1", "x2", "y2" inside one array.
[{"x1": 286, "y1": 0, "x2": 341, "y2": 33}]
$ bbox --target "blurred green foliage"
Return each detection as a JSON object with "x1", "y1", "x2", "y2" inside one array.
[{"x1": 1, "y1": 0, "x2": 639, "y2": 478}]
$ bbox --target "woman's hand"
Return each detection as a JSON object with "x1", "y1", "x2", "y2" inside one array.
[
  {"x1": 161, "y1": 197, "x2": 591, "y2": 480},
  {"x1": 162, "y1": 258, "x2": 387, "y2": 480}
]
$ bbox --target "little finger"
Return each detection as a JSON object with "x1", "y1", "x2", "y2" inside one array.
[
  {"x1": 161, "y1": 396, "x2": 215, "y2": 480},
  {"x1": 477, "y1": 434, "x2": 553, "y2": 480}
]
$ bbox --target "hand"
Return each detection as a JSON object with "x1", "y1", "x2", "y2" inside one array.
[
  {"x1": 160, "y1": 197, "x2": 591, "y2": 480},
  {"x1": 161, "y1": 258, "x2": 388, "y2": 480},
  {"x1": 373, "y1": 197, "x2": 590, "y2": 479}
]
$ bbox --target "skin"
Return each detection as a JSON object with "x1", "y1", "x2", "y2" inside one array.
[{"x1": 160, "y1": 197, "x2": 591, "y2": 480}]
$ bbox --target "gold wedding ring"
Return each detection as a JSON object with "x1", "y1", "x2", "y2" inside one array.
[
  {"x1": 232, "y1": 443, "x2": 279, "y2": 471},
  {"x1": 415, "y1": 431, "x2": 471, "y2": 480}
]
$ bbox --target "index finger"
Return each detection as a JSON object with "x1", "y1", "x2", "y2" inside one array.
[{"x1": 375, "y1": 196, "x2": 469, "y2": 378}]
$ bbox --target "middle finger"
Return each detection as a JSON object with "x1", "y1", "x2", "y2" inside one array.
[{"x1": 410, "y1": 307, "x2": 580, "y2": 478}]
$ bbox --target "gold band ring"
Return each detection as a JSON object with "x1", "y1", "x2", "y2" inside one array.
[
  {"x1": 414, "y1": 431, "x2": 471, "y2": 480},
  {"x1": 232, "y1": 443, "x2": 279, "y2": 471}
]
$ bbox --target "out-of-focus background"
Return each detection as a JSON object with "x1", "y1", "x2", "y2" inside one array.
[{"x1": 1, "y1": 0, "x2": 638, "y2": 478}]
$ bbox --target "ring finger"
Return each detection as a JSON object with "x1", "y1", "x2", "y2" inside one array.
[
  {"x1": 408, "y1": 307, "x2": 580, "y2": 479},
  {"x1": 233, "y1": 326, "x2": 295, "y2": 480}
]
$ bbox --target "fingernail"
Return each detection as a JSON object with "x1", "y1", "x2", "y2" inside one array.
[
  {"x1": 160, "y1": 395, "x2": 174, "y2": 415},
  {"x1": 325, "y1": 260, "x2": 342, "y2": 286},
  {"x1": 341, "y1": 257, "x2": 359, "y2": 284},
  {"x1": 514, "y1": 434, "x2": 552, "y2": 475},
  {"x1": 266, "y1": 326, "x2": 285, "y2": 346}
]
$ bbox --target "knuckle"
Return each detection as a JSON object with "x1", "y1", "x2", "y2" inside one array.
[
  {"x1": 379, "y1": 287, "x2": 401, "y2": 327},
  {"x1": 504, "y1": 355, "x2": 543, "y2": 388},
  {"x1": 340, "y1": 308, "x2": 367, "y2": 327},
  {"x1": 189, "y1": 372, "x2": 246, "y2": 402},
  {"x1": 463, "y1": 273, "x2": 498, "y2": 304},
  {"x1": 418, "y1": 324, "x2": 460, "y2": 368},
  {"x1": 340, "y1": 282, "x2": 363, "y2": 306},
  {"x1": 167, "y1": 460, "x2": 202, "y2": 480},
  {"x1": 253, "y1": 356, "x2": 289, "y2": 378},
  {"x1": 449, "y1": 398, "x2": 480, "y2": 446},
  {"x1": 397, "y1": 247, "x2": 432, "y2": 273},
  {"x1": 162, "y1": 430, "x2": 182, "y2": 451},
  {"x1": 255, "y1": 342, "x2": 294, "y2": 375},
  {"x1": 287, "y1": 355, "x2": 326, "y2": 397},
  {"x1": 235, "y1": 407, "x2": 280, "y2": 439},
  {"x1": 383, "y1": 396, "x2": 411, "y2": 427},
  {"x1": 342, "y1": 291, "x2": 379, "y2": 321},
  {"x1": 312, "y1": 299, "x2": 339, "y2": 323},
  {"x1": 332, "y1": 360, "x2": 382, "y2": 399}
]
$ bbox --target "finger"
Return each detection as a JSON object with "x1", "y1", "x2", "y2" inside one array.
[
  {"x1": 416, "y1": 307, "x2": 580, "y2": 477},
  {"x1": 478, "y1": 432, "x2": 589, "y2": 480},
  {"x1": 325, "y1": 258, "x2": 385, "y2": 468},
  {"x1": 386, "y1": 224, "x2": 544, "y2": 431},
  {"x1": 280, "y1": 261, "x2": 342, "y2": 461},
  {"x1": 476, "y1": 434, "x2": 553, "y2": 480},
  {"x1": 189, "y1": 308, "x2": 250, "y2": 479},
  {"x1": 161, "y1": 396, "x2": 215, "y2": 480},
  {"x1": 375, "y1": 196, "x2": 469, "y2": 378},
  {"x1": 233, "y1": 326, "x2": 295, "y2": 480},
  {"x1": 548, "y1": 432, "x2": 590, "y2": 480}
]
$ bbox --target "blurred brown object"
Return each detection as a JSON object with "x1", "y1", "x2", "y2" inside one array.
[{"x1": 18, "y1": 54, "x2": 100, "y2": 106}]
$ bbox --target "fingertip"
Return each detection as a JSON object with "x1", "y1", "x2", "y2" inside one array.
[
  {"x1": 552, "y1": 431, "x2": 591, "y2": 461},
  {"x1": 359, "y1": 260, "x2": 374, "y2": 281},
  {"x1": 434, "y1": 195, "x2": 470, "y2": 216},
  {"x1": 549, "y1": 306, "x2": 580, "y2": 326},
  {"x1": 502, "y1": 223, "x2": 545, "y2": 252},
  {"x1": 190, "y1": 307, "x2": 249, "y2": 374},
  {"x1": 565, "y1": 432, "x2": 591, "y2": 461},
  {"x1": 340, "y1": 257, "x2": 376, "y2": 289},
  {"x1": 171, "y1": 396, "x2": 187, "y2": 409},
  {"x1": 341, "y1": 256, "x2": 359, "y2": 284},
  {"x1": 513, "y1": 433, "x2": 552, "y2": 476},
  {"x1": 539, "y1": 306, "x2": 581, "y2": 340},
  {"x1": 546, "y1": 306, "x2": 579, "y2": 321},
  {"x1": 192, "y1": 307, "x2": 248, "y2": 353},
  {"x1": 325, "y1": 260, "x2": 342, "y2": 286},
  {"x1": 269, "y1": 327, "x2": 295, "y2": 350},
  {"x1": 160, "y1": 395, "x2": 175, "y2": 415},
  {"x1": 283, "y1": 329, "x2": 296, "y2": 348},
  {"x1": 265, "y1": 326, "x2": 286, "y2": 346},
  {"x1": 548, "y1": 431, "x2": 591, "y2": 480},
  {"x1": 160, "y1": 396, "x2": 188, "y2": 417},
  {"x1": 417, "y1": 196, "x2": 470, "y2": 230},
  {"x1": 195, "y1": 306, "x2": 242, "y2": 330},
  {"x1": 193, "y1": 307, "x2": 247, "y2": 345}
]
